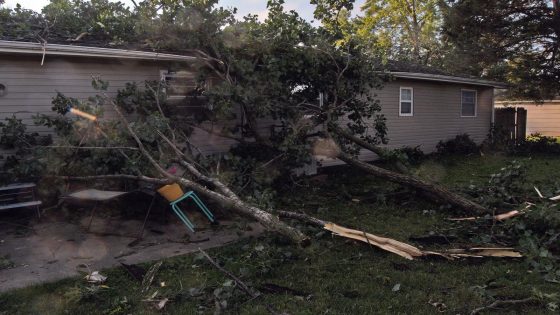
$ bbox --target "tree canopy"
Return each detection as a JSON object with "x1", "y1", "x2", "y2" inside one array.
[
  {"x1": 443, "y1": 0, "x2": 560, "y2": 99},
  {"x1": 357, "y1": 0, "x2": 445, "y2": 65}
]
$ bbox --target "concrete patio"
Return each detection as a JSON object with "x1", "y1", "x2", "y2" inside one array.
[{"x1": 0, "y1": 210, "x2": 263, "y2": 292}]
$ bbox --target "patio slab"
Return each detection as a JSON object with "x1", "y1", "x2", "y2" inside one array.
[{"x1": 0, "y1": 214, "x2": 263, "y2": 292}]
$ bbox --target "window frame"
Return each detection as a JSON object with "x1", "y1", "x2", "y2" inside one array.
[
  {"x1": 461, "y1": 89, "x2": 477, "y2": 117},
  {"x1": 399, "y1": 87, "x2": 414, "y2": 117}
]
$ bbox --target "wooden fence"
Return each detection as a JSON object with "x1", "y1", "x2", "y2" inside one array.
[{"x1": 495, "y1": 107, "x2": 527, "y2": 143}]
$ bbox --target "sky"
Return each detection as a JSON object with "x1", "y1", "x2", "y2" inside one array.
[{"x1": 3, "y1": 0, "x2": 366, "y2": 22}]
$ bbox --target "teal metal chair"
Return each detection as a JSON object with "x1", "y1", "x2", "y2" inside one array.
[{"x1": 169, "y1": 191, "x2": 215, "y2": 232}]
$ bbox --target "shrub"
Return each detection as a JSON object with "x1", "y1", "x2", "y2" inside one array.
[
  {"x1": 511, "y1": 133, "x2": 560, "y2": 155},
  {"x1": 0, "y1": 116, "x2": 50, "y2": 183},
  {"x1": 436, "y1": 133, "x2": 479, "y2": 155},
  {"x1": 396, "y1": 146, "x2": 425, "y2": 165}
]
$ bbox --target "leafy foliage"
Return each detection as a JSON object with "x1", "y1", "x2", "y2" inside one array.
[
  {"x1": 463, "y1": 159, "x2": 527, "y2": 208},
  {"x1": 358, "y1": 0, "x2": 445, "y2": 65},
  {"x1": 0, "y1": 116, "x2": 50, "y2": 183},
  {"x1": 443, "y1": 0, "x2": 560, "y2": 99},
  {"x1": 512, "y1": 133, "x2": 560, "y2": 155},
  {"x1": 436, "y1": 133, "x2": 479, "y2": 155}
]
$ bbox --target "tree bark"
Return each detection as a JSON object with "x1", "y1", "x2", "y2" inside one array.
[
  {"x1": 336, "y1": 152, "x2": 488, "y2": 214},
  {"x1": 332, "y1": 127, "x2": 385, "y2": 156},
  {"x1": 332, "y1": 127, "x2": 410, "y2": 173}
]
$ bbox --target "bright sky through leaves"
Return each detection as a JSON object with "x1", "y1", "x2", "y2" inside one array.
[{"x1": 3, "y1": 0, "x2": 365, "y2": 22}]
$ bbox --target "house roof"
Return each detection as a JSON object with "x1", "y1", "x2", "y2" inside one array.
[
  {"x1": 0, "y1": 40, "x2": 507, "y2": 88},
  {"x1": 0, "y1": 40, "x2": 197, "y2": 62},
  {"x1": 389, "y1": 72, "x2": 508, "y2": 88}
]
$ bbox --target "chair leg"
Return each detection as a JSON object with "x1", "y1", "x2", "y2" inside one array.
[
  {"x1": 189, "y1": 193, "x2": 215, "y2": 221},
  {"x1": 137, "y1": 195, "x2": 156, "y2": 239},
  {"x1": 171, "y1": 204, "x2": 195, "y2": 232},
  {"x1": 87, "y1": 202, "x2": 98, "y2": 231},
  {"x1": 32, "y1": 189, "x2": 41, "y2": 219}
]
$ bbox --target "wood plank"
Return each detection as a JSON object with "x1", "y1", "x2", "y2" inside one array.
[
  {"x1": 0, "y1": 200, "x2": 42, "y2": 211},
  {"x1": 0, "y1": 183, "x2": 36, "y2": 191}
]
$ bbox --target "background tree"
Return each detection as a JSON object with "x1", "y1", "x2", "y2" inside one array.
[
  {"x1": 443, "y1": 0, "x2": 560, "y2": 99},
  {"x1": 357, "y1": 0, "x2": 445, "y2": 65}
]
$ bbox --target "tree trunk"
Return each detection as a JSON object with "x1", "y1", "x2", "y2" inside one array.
[
  {"x1": 333, "y1": 127, "x2": 409, "y2": 173},
  {"x1": 336, "y1": 152, "x2": 488, "y2": 214},
  {"x1": 178, "y1": 177, "x2": 310, "y2": 245}
]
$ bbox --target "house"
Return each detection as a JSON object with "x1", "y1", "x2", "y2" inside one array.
[
  {"x1": 321, "y1": 71, "x2": 507, "y2": 166},
  {"x1": 495, "y1": 98, "x2": 560, "y2": 137},
  {"x1": 0, "y1": 40, "x2": 238, "y2": 159},
  {"x1": 0, "y1": 40, "x2": 507, "y2": 168}
]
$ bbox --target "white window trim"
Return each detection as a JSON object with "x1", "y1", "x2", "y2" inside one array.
[
  {"x1": 399, "y1": 87, "x2": 414, "y2": 117},
  {"x1": 461, "y1": 89, "x2": 477, "y2": 117}
]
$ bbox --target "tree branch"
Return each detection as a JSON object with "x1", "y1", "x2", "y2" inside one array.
[
  {"x1": 470, "y1": 297, "x2": 537, "y2": 315},
  {"x1": 198, "y1": 248, "x2": 289, "y2": 315}
]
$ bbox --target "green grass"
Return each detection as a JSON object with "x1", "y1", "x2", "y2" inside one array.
[{"x1": 1, "y1": 154, "x2": 560, "y2": 315}]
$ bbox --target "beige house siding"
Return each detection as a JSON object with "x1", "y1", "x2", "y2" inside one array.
[
  {"x1": 0, "y1": 55, "x2": 161, "y2": 132},
  {"x1": 0, "y1": 54, "x2": 235, "y2": 158},
  {"x1": 496, "y1": 101, "x2": 560, "y2": 137},
  {"x1": 1, "y1": 54, "x2": 495, "y2": 168},
  {"x1": 319, "y1": 80, "x2": 494, "y2": 166}
]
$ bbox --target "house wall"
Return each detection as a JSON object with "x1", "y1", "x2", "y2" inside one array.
[
  {"x1": 0, "y1": 54, "x2": 236, "y2": 159},
  {"x1": 495, "y1": 101, "x2": 560, "y2": 137},
  {"x1": 0, "y1": 54, "x2": 494, "y2": 169},
  {"x1": 319, "y1": 79, "x2": 494, "y2": 166}
]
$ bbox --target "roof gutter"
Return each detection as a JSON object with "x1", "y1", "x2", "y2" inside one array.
[
  {"x1": 390, "y1": 72, "x2": 509, "y2": 88},
  {"x1": 0, "y1": 40, "x2": 197, "y2": 62}
]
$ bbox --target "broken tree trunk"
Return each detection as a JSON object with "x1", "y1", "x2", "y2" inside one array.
[
  {"x1": 336, "y1": 152, "x2": 488, "y2": 214},
  {"x1": 329, "y1": 129, "x2": 487, "y2": 214}
]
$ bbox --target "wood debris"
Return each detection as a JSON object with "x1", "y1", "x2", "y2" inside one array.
[
  {"x1": 534, "y1": 186, "x2": 560, "y2": 201},
  {"x1": 323, "y1": 222, "x2": 522, "y2": 260},
  {"x1": 324, "y1": 223, "x2": 424, "y2": 260},
  {"x1": 443, "y1": 247, "x2": 522, "y2": 258},
  {"x1": 448, "y1": 210, "x2": 521, "y2": 221}
]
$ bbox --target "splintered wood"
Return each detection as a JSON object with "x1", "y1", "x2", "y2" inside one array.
[
  {"x1": 324, "y1": 223, "x2": 424, "y2": 260},
  {"x1": 323, "y1": 222, "x2": 522, "y2": 260},
  {"x1": 448, "y1": 210, "x2": 522, "y2": 222}
]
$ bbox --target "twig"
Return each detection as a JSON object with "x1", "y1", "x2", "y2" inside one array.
[
  {"x1": 278, "y1": 211, "x2": 326, "y2": 227},
  {"x1": 470, "y1": 297, "x2": 536, "y2": 315},
  {"x1": 41, "y1": 145, "x2": 139, "y2": 151},
  {"x1": 198, "y1": 248, "x2": 289, "y2": 315}
]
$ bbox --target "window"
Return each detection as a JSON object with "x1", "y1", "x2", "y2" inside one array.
[
  {"x1": 160, "y1": 70, "x2": 197, "y2": 99},
  {"x1": 399, "y1": 87, "x2": 413, "y2": 116},
  {"x1": 461, "y1": 89, "x2": 477, "y2": 117}
]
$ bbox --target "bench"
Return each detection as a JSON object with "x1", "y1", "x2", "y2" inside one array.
[{"x1": 0, "y1": 183, "x2": 42, "y2": 218}]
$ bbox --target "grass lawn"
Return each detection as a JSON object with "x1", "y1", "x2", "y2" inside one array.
[{"x1": 1, "y1": 154, "x2": 559, "y2": 314}]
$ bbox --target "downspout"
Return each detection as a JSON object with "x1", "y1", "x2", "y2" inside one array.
[
  {"x1": 491, "y1": 88, "x2": 496, "y2": 143},
  {"x1": 491, "y1": 88, "x2": 496, "y2": 125}
]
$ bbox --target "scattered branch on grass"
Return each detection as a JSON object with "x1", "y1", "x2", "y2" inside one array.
[
  {"x1": 198, "y1": 248, "x2": 289, "y2": 315},
  {"x1": 279, "y1": 211, "x2": 522, "y2": 260},
  {"x1": 141, "y1": 261, "x2": 163, "y2": 294},
  {"x1": 470, "y1": 297, "x2": 537, "y2": 315}
]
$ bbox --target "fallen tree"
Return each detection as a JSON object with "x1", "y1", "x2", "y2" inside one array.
[
  {"x1": 108, "y1": 96, "x2": 308, "y2": 244},
  {"x1": 16, "y1": 1, "x2": 487, "y2": 246},
  {"x1": 335, "y1": 149, "x2": 488, "y2": 214}
]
